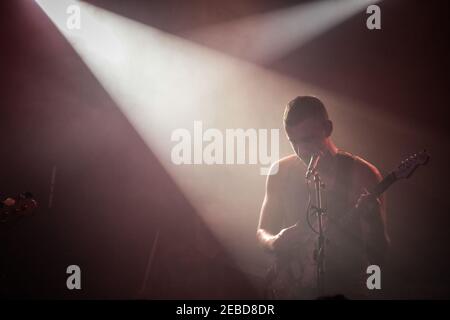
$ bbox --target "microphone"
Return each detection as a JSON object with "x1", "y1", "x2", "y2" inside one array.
[{"x1": 305, "y1": 153, "x2": 321, "y2": 180}]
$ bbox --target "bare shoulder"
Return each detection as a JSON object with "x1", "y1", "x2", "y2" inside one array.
[
  {"x1": 269, "y1": 154, "x2": 302, "y2": 176},
  {"x1": 351, "y1": 154, "x2": 383, "y2": 186},
  {"x1": 266, "y1": 154, "x2": 302, "y2": 187}
]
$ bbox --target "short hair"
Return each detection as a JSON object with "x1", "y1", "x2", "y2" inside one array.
[{"x1": 283, "y1": 96, "x2": 329, "y2": 127}]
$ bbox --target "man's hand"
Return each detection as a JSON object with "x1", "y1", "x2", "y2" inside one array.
[
  {"x1": 356, "y1": 188, "x2": 381, "y2": 214},
  {"x1": 273, "y1": 223, "x2": 303, "y2": 252}
]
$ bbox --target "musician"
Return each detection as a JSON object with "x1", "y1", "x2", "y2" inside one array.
[{"x1": 257, "y1": 96, "x2": 390, "y2": 299}]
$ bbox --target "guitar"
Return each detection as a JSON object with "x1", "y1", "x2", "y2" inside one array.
[
  {"x1": 0, "y1": 192, "x2": 38, "y2": 224},
  {"x1": 264, "y1": 150, "x2": 430, "y2": 299},
  {"x1": 336, "y1": 149, "x2": 430, "y2": 227}
]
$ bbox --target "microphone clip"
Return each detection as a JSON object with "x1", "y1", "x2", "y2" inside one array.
[{"x1": 305, "y1": 153, "x2": 321, "y2": 180}]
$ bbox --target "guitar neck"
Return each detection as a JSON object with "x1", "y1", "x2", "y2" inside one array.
[
  {"x1": 336, "y1": 172, "x2": 397, "y2": 226},
  {"x1": 368, "y1": 172, "x2": 397, "y2": 198}
]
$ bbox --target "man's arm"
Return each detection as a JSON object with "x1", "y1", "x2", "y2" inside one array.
[
  {"x1": 257, "y1": 162, "x2": 303, "y2": 253},
  {"x1": 256, "y1": 167, "x2": 283, "y2": 252},
  {"x1": 354, "y1": 162, "x2": 390, "y2": 266}
]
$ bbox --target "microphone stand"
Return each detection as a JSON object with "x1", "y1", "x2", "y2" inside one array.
[{"x1": 309, "y1": 169, "x2": 326, "y2": 297}]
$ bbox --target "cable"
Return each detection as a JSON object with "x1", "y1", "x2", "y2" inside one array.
[{"x1": 305, "y1": 178, "x2": 319, "y2": 234}]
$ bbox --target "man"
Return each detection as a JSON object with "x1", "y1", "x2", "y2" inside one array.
[{"x1": 257, "y1": 96, "x2": 389, "y2": 299}]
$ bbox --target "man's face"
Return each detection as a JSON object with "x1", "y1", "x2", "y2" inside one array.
[{"x1": 286, "y1": 117, "x2": 328, "y2": 163}]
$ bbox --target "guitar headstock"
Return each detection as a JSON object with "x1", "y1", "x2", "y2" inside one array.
[{"x1": 393, "y1": 150, "x2": 430, "y2": 180}]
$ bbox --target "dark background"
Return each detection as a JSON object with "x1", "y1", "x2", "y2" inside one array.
[{"x1": 0, "y1": 0, "x2": 449, "y2": 299}]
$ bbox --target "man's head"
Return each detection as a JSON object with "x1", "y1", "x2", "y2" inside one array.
[{"x1": 284, "y1": 96, "x2": 333, "y2": 162}]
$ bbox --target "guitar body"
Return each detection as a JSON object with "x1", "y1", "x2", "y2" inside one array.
[
  {"x1": 264, "y1": 227, "x2": 366, "y2": 299},
  {"x1": 265, "y1": 250, "x2": 316, "y2": 299}
]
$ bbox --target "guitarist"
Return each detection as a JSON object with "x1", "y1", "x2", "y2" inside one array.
[{"x1": 257, "y1": 96, "x2": 390, "y2": 299}]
